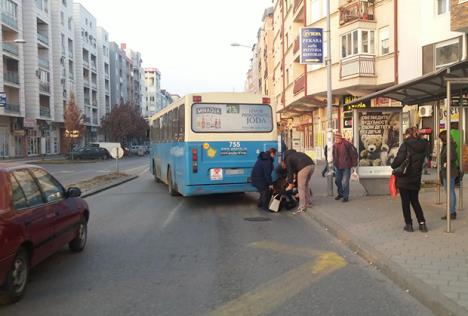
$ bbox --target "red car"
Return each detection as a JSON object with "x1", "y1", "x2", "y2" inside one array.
[{"x1": 0, "y1": 164, "x2": 89, "y2": 304}]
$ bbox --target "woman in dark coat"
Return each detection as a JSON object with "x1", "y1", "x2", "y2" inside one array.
[
  {"x1": 251, "y1": 148, "x2": 276, "y2": 211},
  {"x1": 439, "y1": 130, "x2": 458, "y2": 220},
  {"x1": 391, "y1": 127, "x2": 428, "y2": 232}
]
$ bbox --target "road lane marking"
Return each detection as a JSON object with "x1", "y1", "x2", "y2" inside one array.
[
  {"x1": 209, "y1": 248, "x2": 347, "y2": 316},
  {"x1": 162, "y1": 201, "x2": 184, "y2": 229}
]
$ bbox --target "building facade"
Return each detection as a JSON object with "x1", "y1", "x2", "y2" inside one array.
[
  {"x1": 109, "y1": 42, "x2": 128, "y2": 107},
  {"x1": 97, "y1": 26, "x2": 110, "y2": 120},
  {"x1": 144, "y1": 67, "x2": 161, "y2": 116}
]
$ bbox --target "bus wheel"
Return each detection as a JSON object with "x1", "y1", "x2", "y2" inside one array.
[
  {"x1": 153, "y1": 163, "x2": 161, "y2": 183},
  {"x1": 167, "y1": 167, "x2": 177, "y2": 196}
]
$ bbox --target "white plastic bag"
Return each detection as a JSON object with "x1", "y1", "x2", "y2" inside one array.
[
  {"x1": 351, "y1": 168, "x2": 359, "y2": 182},
  {"x1": 268, "y1": 194, "x2": 281, "y2": 212}
]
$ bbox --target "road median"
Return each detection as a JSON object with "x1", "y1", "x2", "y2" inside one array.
[{"x1": 66, "y1": 172, "x2": 138, "y2": 197}]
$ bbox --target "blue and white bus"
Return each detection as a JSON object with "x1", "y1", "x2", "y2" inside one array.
[{"x1": 149, "y1": 92, "x2": 277, "y2": 196}]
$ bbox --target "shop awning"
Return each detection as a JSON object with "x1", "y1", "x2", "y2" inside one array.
[{"x1": 343, "y1": 59, "x2": 468, "y2": 107}]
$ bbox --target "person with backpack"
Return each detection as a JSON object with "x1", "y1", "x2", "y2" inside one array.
[
  {"x1": 391, "y1": 127, "x2": 428, "y2": 232},
  {"x1": 332, "y1": 132, "x2": 358, "y2": 203},
  {"x1": 251, "y1": 148, "x2": 276, "y2": 212},
  {"x1": 439, "y1": 130, "x2": 458, "y2": 220}
]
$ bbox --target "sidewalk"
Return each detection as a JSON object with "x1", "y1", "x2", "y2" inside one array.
[
  {"x1": 0, "y1": 154, "x2": 65, "y2": 164},
  {"x1": 306, "y1": 163, "x2": 468, "y2": 315}
]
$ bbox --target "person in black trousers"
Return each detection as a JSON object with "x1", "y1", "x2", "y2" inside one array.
[
  {"x1": 391, "y1": 127, "x2": 428, "y2": 232},
  {"x1": 251, "y1": 148, "x2": 276, "y2": 211}
]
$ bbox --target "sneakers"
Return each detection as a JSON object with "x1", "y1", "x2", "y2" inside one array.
[
  {"x1": 419, "y1": 222, "x2": 428, "y2": 233},
  {"x1": 292, "y1": 207, "x2": 306, "y2": 215},
  {"x1": 441, "y1": 212, "x2": 457, "y2": 220},
  {"x1": 403, "y1": 224, "x2": 414, "y2": 232},
  {"x1": 335, "y1": 195, "x2": 343, "y2": 201}
]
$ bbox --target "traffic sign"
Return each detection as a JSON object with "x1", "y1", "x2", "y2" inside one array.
[{"x1": 109, "y1": 146, "x2": 124, "y2": 159}]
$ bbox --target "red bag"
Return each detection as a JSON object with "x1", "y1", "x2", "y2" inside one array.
[{"x1": 389, "y1": 175, "x2": 398, "y2": 198}]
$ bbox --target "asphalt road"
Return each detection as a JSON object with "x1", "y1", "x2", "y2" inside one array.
[
  {"x1": 31, "y1": 156, "x2": 149, "y2": 185},
  {"x1": 0, "y1": 174, "x2": 433, "y2": 316}
]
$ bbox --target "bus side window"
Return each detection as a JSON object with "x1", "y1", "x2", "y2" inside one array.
[
  {"x1": 178, "y1": 105, "x2": 185, "y2": 141},
  {"x1": 172, "y1": 108, "x2": 178, "y2": 142},
  {"x1": 155, "y1": 118, "x2": 160, "y2": 143}
]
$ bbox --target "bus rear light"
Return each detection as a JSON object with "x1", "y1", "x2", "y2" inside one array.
[
  {"x1": 192, "y1": 149, "x2": 198, "y2": 161},
  {"x1": 192, "y1": 148, "x2": 198, "y2": 173},
  {"x1": 193, "y1": 95, "x2": 202, "y2": 103},
  {"x1": 262, "y1": 97, "x2": 271, "y2": 104}
]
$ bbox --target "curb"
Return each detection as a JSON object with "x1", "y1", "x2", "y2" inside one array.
[
  {"x1": 304, "y1": 203, "x2": 468, "y2": 316},
  {"x1": 81, "y1": 175, "x2": 138, "y2": 198}
]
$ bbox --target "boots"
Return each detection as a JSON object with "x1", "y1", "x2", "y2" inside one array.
[
  {"x1": 418, "y1": 222, "x2": 428, "y2": 233},
  {"x1": 403, "y1": 224, "x2": 413, "y2": 232}
]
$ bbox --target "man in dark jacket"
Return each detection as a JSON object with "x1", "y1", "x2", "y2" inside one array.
[
  {"x1": 251, "y1": 148, "x2": 276, "y2": 211},
  {"x1": 332, "y1": 133, "x2": 358, "y2": 202},
  {"x1": 283, "y1": 149, "x2": 315, "y2": 214}
]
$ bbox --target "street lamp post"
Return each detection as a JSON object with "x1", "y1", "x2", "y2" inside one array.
[
  {"x1": 230, "y1": 43, "x2": 254, "y2": 49},
  {"x1": 326, "y1": 0, "x2": 334, "y2": 196}
]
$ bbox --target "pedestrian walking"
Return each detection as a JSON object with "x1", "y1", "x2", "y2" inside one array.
[
  {"x1": 391, "y1": 127, "x2": 428, "y2": 232},
  {"x1": 251, "y1": 148, "x2": 276, "y2": 211},
  {"x1": 283, "y1": 149, "x2": 315, "y2": 214},
  {"x1": 439, "y1": 130, "x2": 458, "y2": 220},
  {"x1": 332, "y1": 132, "x2": 358, "y2": 202}
]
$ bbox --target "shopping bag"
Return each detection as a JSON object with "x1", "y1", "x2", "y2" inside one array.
[
  {"x1": 268, "y1": 194, "x2": 282, "y2": 212},
  {"x1": 351, "y1": 168, "x2": 359, "y2": 182},
  {"x1": 389, "y1": 175, "x2": 398, "y2": 198}
]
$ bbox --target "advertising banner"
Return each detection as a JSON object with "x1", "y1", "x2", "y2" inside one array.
[
  {"x1": 192, "y1": 104, "x2": 273, "y2": 133},
  {"x1": 357, "y1": 111, "x2": 401, "y2": 167},
  {"x1": 300, "y1": 27, "x2": 323, "y2": 64}
]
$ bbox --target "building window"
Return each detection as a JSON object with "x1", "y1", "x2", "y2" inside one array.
[
  {"x1": 311, "y1": 0, "x2": 326, "y2": 23},
  {"x1": 437, "y1": 0, "x2": 449, "y2": 14},
  {"x1": 341, "y1": 29, "x2": 374, "y2": 58},
  {"x1": 379, "y1": 27, "x2": 389, "y2": 55},
  {"x1": 435, "y1": 38, "x2": 460, "y2": 69}
]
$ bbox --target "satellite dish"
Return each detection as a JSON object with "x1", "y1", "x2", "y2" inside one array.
[{"x1": 109, "y1": 146, "x2": 124, "y2": 159}]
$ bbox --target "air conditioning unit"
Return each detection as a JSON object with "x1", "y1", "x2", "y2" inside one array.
[{"x1": 419, "y1": 105, "x2": 433, "y2": 117}]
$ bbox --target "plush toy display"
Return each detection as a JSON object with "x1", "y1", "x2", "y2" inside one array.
[{"x1": 359, "y1": 134, "x2": 389, "y2": 166}]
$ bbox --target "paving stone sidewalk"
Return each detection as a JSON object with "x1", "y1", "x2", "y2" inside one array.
[{"x1": 306, "y1": 164, "x2": 468, "y2": 315}]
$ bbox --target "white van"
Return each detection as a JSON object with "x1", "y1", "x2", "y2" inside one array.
[{"x1": 90, "y1": 142, "x2": 123, "y2": 158}]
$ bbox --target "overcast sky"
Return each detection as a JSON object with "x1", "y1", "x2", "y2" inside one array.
[{"x1": 77, "y1": 0, "x2": 273, "y2": 96}]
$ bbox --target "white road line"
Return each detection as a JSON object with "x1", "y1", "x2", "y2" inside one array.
[{"x1": 162, "y1": 201, "x2": 184, "y2": 229}]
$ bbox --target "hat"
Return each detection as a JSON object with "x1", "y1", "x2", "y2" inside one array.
[{"x1": 334, "y1": 132, "x2": 342, "y2": 137}]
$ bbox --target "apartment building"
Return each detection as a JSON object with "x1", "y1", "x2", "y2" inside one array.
[
  {"x1": 123, "y1": 44, "x2": 144, "y2": 112},
  {"x1": 50, "y1": 0, "x2": 75, "y2": 153},
  {"x1": 23, "y1": 0, "x2": 58, "y2": 156},
  {"x1": 97, "y1": 26, "x2": 110, "y2": 118},
  {"x1": 144, "y1": 67, "x2": 161, "y2": 116},
  {"x1": 73, "y1": 3, "x2": 100, "y2": 142},
  {"x1": 0, "y1": 0, "x2": 25, "y2": 158},
  {"x1": 109, "y1": 41, "x2": 128, "y2": 107}
]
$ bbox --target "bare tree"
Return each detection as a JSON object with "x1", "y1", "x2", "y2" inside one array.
[{"x1": 63, "y1": 93, "x2": 85, "y2": 155}]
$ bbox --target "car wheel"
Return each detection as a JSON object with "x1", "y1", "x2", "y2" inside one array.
[
  {"x1": 69, "y1": 219, "x2": 87, "y2": 252},
  {"x1": 0, "y1": 248, "x2": 29, "y2": 305},
  {"x1": 167, "y1": 167, "x2": 177, "y2": 196}
]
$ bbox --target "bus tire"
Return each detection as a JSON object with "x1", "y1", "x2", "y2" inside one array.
[{"x1": 167, "y1": 167, "x2": 177, "y2": 196}]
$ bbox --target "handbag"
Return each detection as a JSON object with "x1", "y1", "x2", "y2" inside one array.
[
  {"x1": 351, "y1": 168, "x2": 359, "y2": 182},
  {"x1": 392, "y1": 144, "x2": 411, "y2": 177},
  {"x1": 389, "y1": 174, "x2": 398, "y2": 198},
  {"x1": 268, "y1": 194, "x2": 282, "y2": 212}
]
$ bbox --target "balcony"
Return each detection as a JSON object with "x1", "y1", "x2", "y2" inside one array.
[
  {"x1": 451, "y1": 1, "x2": 468, "y2": 33},
  {"x1": 83, "y1": 79, "x2": 90, "y2": 87},
  {"x1": 84, "y1": 98, "x2": 90, "y2": 105},
  {"x1": 40, "y1": 106, "x2": 50, "y2": 117},
  {"x1": 68, "y1": 73, "x2": 74, "y2": 80},
  {"x1": 339, "y1": 0, "x2": 375, "y2": 26},
  {"x1": 37, "y1": 32, "x2": 49, "y2": 45},
  {"x1": 90, "y1": 62, "x2": 97, "y2": 71},
  {"x1": 293, "y1": 73, "x2": 305, "y2": 95},
  {"x1": 38, "y1": 58, "x2": 49, "y2": 69},
  {"x1": 91, "y1": 82, "x2": 97, "y2": 89},
  {"x1": 39, "y1": 81, "x2": 50, "y2": 93},
  {"x1": 3, "y1": 43, "x2": 19, "y2": 56},
  {"x1": 293, "y1": 0, "x2": 304, "y2": 22},
  {"x1": 4, "y1": 70, "x2": 19, "y2": 84},
  {"x1": 4, "y1": 103, "x2": 20, "y2": 113},
  {"x1": 83, "y1": 115, "x2": 90, "y2": 123},
  {"x1": 83, "y1": 60, "x2": 89, "y2": 68},
  {"x1": 340, "y1": 54, "x2": 375, "y2": 80},
  {"x1": 1, "y1": 13, "x2": 18, "y2": 29},
  {"x1": 293, "y1": 36, "x2": 300, "y2": 54}
]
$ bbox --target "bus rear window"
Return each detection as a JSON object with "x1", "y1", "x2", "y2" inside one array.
[{"x1": 191, "y1": 103, "x2": 273, "y2": 133}]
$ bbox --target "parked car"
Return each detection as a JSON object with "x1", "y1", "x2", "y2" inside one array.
[
  {"x1": 71, "y1": 147, "x2": 110, "y2": 160},
  {"x1": 0, "y1": 164, "x2": 89, "y2": 304}
]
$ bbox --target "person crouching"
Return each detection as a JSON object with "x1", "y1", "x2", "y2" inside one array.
[{"x1": 251, "y1": 148, "x2": 277, "y2": 211}]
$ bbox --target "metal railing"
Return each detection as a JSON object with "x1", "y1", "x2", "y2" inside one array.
[
  {"x1": 339, "y1": 0, "x2": 375, "y2": 26},
  {"x1": 38, "y1": 58, "x2": 49, "y2": 69},
  {"x1": 37, "y1": 32, "x2": 49, "y2": 45},
  {"x1": 40, "y1": 106, "x2": 50, "y2": 117},
  {"x1": 340, "y1": 54, "x2": 375, "y2": 79},
  {"x1": 83, "y1": 60, "x2": 89, "y2": 68},
  {"x1": 4, "y1": 70, "x2": 19, "y2": 84},
  {"x1": 39, "y1": 81, "x2": 50, "y2": 93},
  {"x1": 5, "y1": 103, "x2": 20, "y2": 113},
  {"x1": 3, "y1": 42, "x2": 19, "y2": 56},
  {"x1": 1, "y1": 13, "x2": 18, "y2": 29}
]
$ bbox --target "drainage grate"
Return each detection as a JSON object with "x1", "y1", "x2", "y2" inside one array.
[{"x1": 244, "y1": 217, "x2": 271, "y2": 222}]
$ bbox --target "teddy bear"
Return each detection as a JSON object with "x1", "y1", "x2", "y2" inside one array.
[{"x1": 360, "y1": 134, "x2": 389, "y2": 166}]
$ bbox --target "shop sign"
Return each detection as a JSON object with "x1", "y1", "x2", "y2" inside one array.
[
  {"x1": 0, "y1": 92, "x2": 6, "y2": 107},
  {"x1": 300, "y1": 27, "x2": 323, "y2": 64},
  {"x1": 13, "y1": 130, "x2": 25, "y2": 136},
  {"x1": 23, "y1": 118, "x2": 36, "y2": 129},
  {"x1": 452, "y1": 95, "x2": 468, "y2": 107},
  {"x1": 343, "y1": 95, "x2": 370, "y2": 112},
  {"x1": 343, "y1": 117, "x2": 353, "y2": 128}
]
